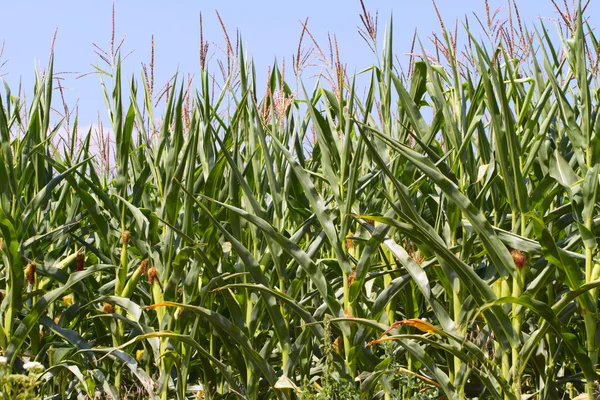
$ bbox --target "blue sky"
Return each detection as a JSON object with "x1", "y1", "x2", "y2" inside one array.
[{"x1": 0, "y1": 0, "x2": 596, "y2": 125}]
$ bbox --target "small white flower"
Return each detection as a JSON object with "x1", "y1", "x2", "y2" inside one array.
[
  {"x1": 23, "y1": 361, "x2": 44, "y2": 373},
  {"x1": 0, "y1": 356, "x2": 7, "y2": 365}
]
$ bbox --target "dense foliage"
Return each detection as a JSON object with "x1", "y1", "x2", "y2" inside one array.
[{"x1": 1, "y1": 1, "x2": 600, "y2": 399}]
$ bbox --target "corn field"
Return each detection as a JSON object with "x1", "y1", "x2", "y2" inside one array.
[{"x1": 1, "y1": 1, "x2": 600, "y2": 399}]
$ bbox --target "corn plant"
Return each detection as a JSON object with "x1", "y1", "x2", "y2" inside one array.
[{"x1": 0, "y1": 1, "x2": 600, "y2": 399}]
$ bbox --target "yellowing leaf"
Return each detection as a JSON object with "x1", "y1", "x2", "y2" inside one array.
[
  {"x1": 367, "y1": 319, "x2": 438, "y2": 346},
  {"x1": 402, "y1": 318, "x2": 438, "y2": 334}
]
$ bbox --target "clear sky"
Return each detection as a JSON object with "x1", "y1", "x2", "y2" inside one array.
[{"x1": 0, "y1": 0, "x2": 597, "y2": 125}]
